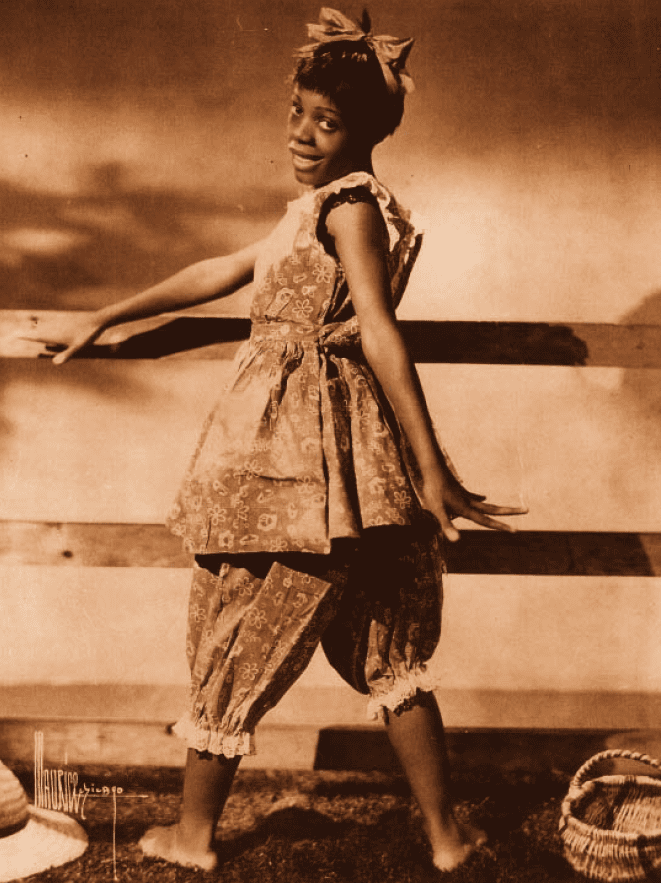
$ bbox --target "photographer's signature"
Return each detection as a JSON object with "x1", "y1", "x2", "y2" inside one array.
[
  {"x1": 33, "y1": 730, "x2": 148, "y2": 881},
  {"x1": 34, "y1": 730, "x2": 123, "y2": 819}
]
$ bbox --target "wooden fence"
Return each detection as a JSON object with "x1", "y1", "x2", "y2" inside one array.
[
  {"x1": 2, "y1": 310, "x2": 661, "y2": 577},
  {"x1": 1, "y1": 309, "x2": 660, "y2": 770}
]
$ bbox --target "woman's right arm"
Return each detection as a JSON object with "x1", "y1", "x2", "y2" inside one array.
[{"x1": 24, "y1": 238, "x2": 264, "y2": 364}]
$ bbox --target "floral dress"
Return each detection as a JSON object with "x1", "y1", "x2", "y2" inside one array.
[
  {"x1": 166, "y1": 171, "x2": 425, "y2": 555},
  {"x1": 167, "y1": 172, "x2": 446, "y2": 757}
]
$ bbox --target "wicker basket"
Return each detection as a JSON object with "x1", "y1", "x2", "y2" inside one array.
[{"x1": 560, "y1": 749, "x2": 661, "y2": 881}]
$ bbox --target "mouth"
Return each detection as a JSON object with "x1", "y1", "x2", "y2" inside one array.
[{"x1": 289, "y1": 148, "x2": 322, "y2": 172}]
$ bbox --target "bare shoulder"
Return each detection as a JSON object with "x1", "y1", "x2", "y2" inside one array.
[
  {"x1": 325, "y1": 196, "x2": 388, "y2": 251},
  {"x1": 321, "y1": 190, "x2": 393, "y2": 315}
]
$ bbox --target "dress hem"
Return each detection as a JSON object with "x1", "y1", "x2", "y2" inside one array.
[{"x1": 166, "y1": 518, "x2": 436, "y2": 558}]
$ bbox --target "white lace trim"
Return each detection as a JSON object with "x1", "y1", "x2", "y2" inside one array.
[
  {"x1": 171, "y1": 714, "x2": 256, "y2": 759},
  {"x1": 366, "y1": 666, "x2": 441, "y2": 722}
]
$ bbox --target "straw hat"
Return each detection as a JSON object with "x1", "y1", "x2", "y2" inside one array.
[{"x1": 0, "y1": 761, "x2": 88, "y2": 882}]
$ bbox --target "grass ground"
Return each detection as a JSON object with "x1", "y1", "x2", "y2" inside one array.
[{"x1": 10, "y1": 763, "x2": 585, "y2": 883}]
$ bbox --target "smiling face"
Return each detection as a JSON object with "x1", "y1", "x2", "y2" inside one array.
[{"x1": 287, "y1": 87, "x2": 370, "y2": 188}]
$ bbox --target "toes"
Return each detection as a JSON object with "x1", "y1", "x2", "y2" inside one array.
[{"x1": 138, "y1": 825, "x2": 166, "y2": 855}]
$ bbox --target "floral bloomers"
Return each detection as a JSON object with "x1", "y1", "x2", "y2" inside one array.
[
  {"x1": 168, "y1": 172, "x2": 447, "y2": 756},
  {"x1": 173, "y1": 520, "x2": 443, "y2": 757}
]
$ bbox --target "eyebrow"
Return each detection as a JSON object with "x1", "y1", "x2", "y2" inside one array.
[
  {"x1": 292, "y1": 91, "x2": 341, "y2": 117},
  {"x1": 313, "y1": 101, "x2": 340, "y2": 116},
  {"x1": 315, "y1": 106, "x2": 341, "y2": 118}
]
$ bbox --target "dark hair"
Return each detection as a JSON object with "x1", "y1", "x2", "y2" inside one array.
[{"x1": 293, "y1": 41, "x2": 405, "y2": 146}]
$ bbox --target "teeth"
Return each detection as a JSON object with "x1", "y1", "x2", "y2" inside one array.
[{"x1": 292, "y1": 153, "x2": 320, "y2": 168}]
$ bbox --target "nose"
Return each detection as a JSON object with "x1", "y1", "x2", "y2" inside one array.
[{"x1": 290, "y1": 113, "x2": 315, "y2": 145}]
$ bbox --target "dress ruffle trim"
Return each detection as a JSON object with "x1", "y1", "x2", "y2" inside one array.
[
  {"x1": 311, "y1": 171, "x2": 422, "y2": 307},
  {"x1": 311, "y1": 170, "x2": 420, "y2": 250},
  {"x1": 171, "y1": 713, "x2": 256, "y2": 758},
  {"x1": 366, "y1": 665, "x2": 441, "y2": 722}
]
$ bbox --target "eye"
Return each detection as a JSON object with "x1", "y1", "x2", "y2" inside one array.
[
  {"x1": 318, "y1": 118, "x2": 339, "y2": 133},
  {"x1": 290, "y1": 101, "x2": 303, "y2": 117}
]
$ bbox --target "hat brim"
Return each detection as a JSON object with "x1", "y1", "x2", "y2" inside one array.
[{"x1": 0, "y1": 805, "x2": 88, "y2": 882}]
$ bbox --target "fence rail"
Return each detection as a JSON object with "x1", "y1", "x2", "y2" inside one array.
[
  {"x1": 2, "y1": 310, "x2": 661, "y2": 367},
  {"x1": 1, "y1": 521, "x2": 660, "y2": 576}
]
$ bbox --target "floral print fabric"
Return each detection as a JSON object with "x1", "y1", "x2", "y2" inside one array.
[
  {"x1": 173, "y1": 550, "x2": 350, "y2": 757},
  {"x1": 166, "y1": 172, "x2": 425, "y2": 555},
  {"x1": 172, "y1": 518, "x2": 444, "y2": 757}
]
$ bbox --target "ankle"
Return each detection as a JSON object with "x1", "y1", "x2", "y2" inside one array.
[
  {"x1": 177, "y1": 818, "x2": 216, "y2": 851},
  {"x1": 139, "y1": 823, "x2": 219, "y2": 872},
  {"x1": 424, "y1": 812, "x2": 461, "y2": 850},
  {"x1": 429, "y1": 820, "x2": 487, "y2": 872}
]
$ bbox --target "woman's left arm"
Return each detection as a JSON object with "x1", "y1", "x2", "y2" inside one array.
[{"x1": 326, "y1": 199, "x2": 526, "y2": 542}]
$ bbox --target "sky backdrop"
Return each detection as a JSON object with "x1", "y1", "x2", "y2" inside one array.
[{"x1": 1, "y1": 0, "x2": 660, "y2": 322}]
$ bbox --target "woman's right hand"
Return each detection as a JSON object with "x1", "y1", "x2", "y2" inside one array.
[{"x1": 19, "y1": 312, "x2": 108, "y2": 365}]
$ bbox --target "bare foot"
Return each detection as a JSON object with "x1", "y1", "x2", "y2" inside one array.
[
  {"x1": 139, "y1": 823, "x2": 218, "y2": 871},
  {"x1": 431, "y1": 820, "x2": 487, "y2": 872}
]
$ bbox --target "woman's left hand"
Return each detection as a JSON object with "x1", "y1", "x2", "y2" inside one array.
[{"x1": 420, "y1": 471, "x2": 528, "y2": 543}]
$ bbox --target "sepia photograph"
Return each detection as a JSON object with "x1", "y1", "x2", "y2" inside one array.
[{"x1": 1, "y1": 0, "x2": 660, "y2": 880}]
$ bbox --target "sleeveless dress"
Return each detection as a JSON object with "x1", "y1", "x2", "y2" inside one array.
[
  {"x1": 167, "y1": 172, "x2": 448, "y2": 757},
  {"x1": 166, "y1": 171, "x2": 427, "y2": 555}
]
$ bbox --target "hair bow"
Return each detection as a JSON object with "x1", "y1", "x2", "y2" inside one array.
[{"x1": 295, "y1": 7, "x2": 415, "y2": 97}]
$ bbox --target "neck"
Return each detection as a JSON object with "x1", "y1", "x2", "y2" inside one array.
[
  {"x1": 304, "y1": 162, "x2": 374, "y2": 193},
  {"x1": 358, "y1": 158, "x2": 375, "y2": 177},
  {"x1": 331, "y1": 152, "x2": 376, "y2": 185},
  {"x1": 352, "y1": 146, "x2": 375, "y2": 177}
]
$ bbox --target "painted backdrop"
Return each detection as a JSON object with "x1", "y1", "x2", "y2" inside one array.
[{"x1": 1, "y1": 0, "x2": 660, "y2": 727}]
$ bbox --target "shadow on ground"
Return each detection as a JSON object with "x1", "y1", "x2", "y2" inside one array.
[{"x1": 10, "y1": 764, "x2": 584, "y2": 883}]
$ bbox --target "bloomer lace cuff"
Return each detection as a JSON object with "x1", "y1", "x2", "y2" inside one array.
[
  {"x1": 172, "y1": 713, "x2": 256, "y2": 758},
  {"x1": 366, "y1": 665, "x2": 442, "y2": 722}
]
